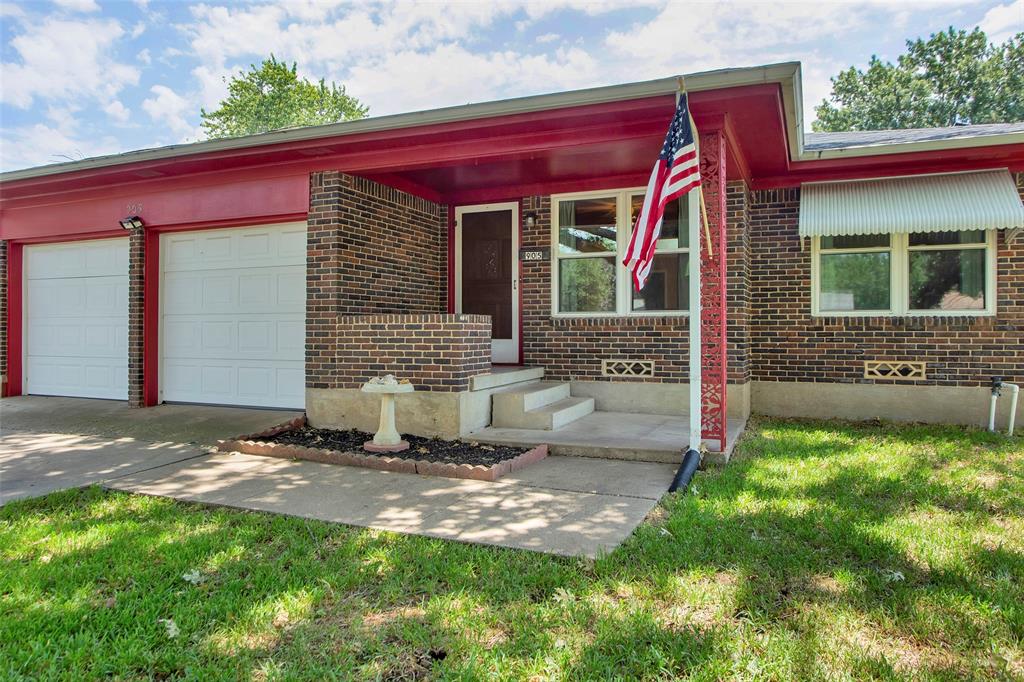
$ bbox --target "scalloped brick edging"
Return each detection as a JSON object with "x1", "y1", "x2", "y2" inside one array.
[{"x1": 217, "y1": 419, "x2": 548, "y2": 482}]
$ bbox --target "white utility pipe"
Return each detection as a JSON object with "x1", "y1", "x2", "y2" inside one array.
[{"x1": 989, "y1": 381, "x2": 1019, "y2": 437}]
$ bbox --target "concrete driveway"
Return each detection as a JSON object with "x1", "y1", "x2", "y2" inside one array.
[
  {"x1": 2, "y1": 395, "x2": 677, "y2": 557},
  {"x1": 0, "y1": 396, "x2": 299, "y2": 504}
]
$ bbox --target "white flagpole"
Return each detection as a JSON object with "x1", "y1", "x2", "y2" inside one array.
[{"x1": 670, "y1": 76, "x2": 703, "y2": 491}]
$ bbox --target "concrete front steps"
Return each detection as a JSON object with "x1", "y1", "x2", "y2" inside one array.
[{"x1": 491, "y1": 381, "x2": 595, "y2": 430}]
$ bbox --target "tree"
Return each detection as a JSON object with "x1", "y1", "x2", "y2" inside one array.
[
  {"x1": 200, "y1": 56, "x2": 368, "y2": 139},
  {"x1": 813, "y1": 28, "x2": 1024, "y2": 132}
]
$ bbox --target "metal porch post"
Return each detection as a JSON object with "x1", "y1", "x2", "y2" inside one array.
[{"x1": 699, "y1": 129, "x2": 728, "y2": 450}]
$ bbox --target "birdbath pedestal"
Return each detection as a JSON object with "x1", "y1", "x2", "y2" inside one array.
[{"x1": 361, "y1": 379, "x2": 415, "y2": 453}]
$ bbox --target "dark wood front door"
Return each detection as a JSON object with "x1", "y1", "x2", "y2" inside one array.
[{"x1": 458, "y1": 206, "x2": 518, "y2": 362}]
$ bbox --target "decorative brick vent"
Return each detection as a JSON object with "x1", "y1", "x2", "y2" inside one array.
[
  {"x1": 864, "y1": 361, "x2": 927, "y2": 381},
  {"x1": 217, "y1": 417, "x2": 548, "y2": 482},
  {"x1": 602, "y1": 359, "x2": 655, "y2": 378}
]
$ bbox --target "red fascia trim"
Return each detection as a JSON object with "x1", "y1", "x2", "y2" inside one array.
[
  {"x1": 446, "y1": 205, "x2": 455, "y2": 313},
  {"x1": 11, "y1": 229, "x2": 126, "y2": 245},
  {"x1": 143, "y1": 229, "x2": 160, "y2": 406},
  {"x1": 147, "y1": 212, "x2": 308, "y2": 234},
  {"x1": 4, "y1": 243, "x2": 23, "y2": 397},
  {"x1": 754, "y1": 143, "x2": 1024, "y2": 189}
]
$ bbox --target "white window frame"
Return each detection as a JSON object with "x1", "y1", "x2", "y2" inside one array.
[
  {"x1": 811, "y1": 230, "x2": 997, "y2": 317},
  {"x1": 550, "y1": 187, "x2": 697, "y2": 318}
]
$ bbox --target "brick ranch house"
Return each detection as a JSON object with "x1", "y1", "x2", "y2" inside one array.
[{"x1": 1, "y1": 62, "x2": 1022, "y2": 454}]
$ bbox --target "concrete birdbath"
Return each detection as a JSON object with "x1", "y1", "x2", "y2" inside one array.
[{"x1": 361, "y1": 375, "x2": 415, "y2": 453}]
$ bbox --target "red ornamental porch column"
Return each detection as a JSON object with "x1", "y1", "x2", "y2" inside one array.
[{"x1": 699, "y1": 129, "x2": 728, "y2": 449}]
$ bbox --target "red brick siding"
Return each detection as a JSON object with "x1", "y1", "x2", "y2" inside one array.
[
  {"x1": 333, "y1": 314, "x2": 491, "y2": 391},
  {"x1": 726, "y1": 181, "x2": 751, "y2": 384},
  {"x1": 749, "y1": 174, "x2": 1024, "y2": 387},
  {"x1": 127, "y1": 229, "x2": 145, "y2": 407},
  {"x1": 306, "y1": 172, "x2": 449, "y2": 390},
  {"x1": 519, "y1": 192, "x2": 749, "y2": 384}
]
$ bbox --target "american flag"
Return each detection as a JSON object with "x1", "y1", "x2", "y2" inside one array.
[{"x1": 623, "y1": 92, "x2": 701, "y2": 290}]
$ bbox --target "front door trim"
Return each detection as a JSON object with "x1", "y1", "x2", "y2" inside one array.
[{"x1": 453, "y1": 202, "x2": 520, "y2": 364}]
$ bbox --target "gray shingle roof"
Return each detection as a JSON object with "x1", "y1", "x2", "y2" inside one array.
[{"x1": 805, "y1": 122, "x2": 1024, "y2": 151}]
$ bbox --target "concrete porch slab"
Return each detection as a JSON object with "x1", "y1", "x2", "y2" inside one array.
[
  {"x1": 106, "y1": 452, "x2": 677, "y2": 558},
  {"x1": 471, "y1": 411, "x2": 746, "y2": 465}
]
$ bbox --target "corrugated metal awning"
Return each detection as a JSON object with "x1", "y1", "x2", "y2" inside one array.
[{"x1": 799, "y1": 169, "x2": 1024, "y2": 237}]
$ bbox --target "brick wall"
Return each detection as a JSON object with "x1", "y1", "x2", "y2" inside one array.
[
  {"x1": 748, "y1": 175, "x2": 1024, "y2": 387},
  {"x1": 520, "y1": 191, "x2": 750, "y2": 385},
  {"x1": 306, "y1": 172, "x2": 449, "y2": 390},
  {"x1": 127, "y1": 229, "x2": 145, "y2": 407},
  {"x1": 0, "y1": 240, "x2": 6, "y2": 394},
  {"x1": 726, "y1": 181, "x2": 752, "y2": 384},
  {"x1": 332, "y1": 314, "x2": 491, "y2": 392}
]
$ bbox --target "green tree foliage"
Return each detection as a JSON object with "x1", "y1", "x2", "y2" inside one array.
[
  {"x1": 813, "y1": 27, "x2": 1024, "y2": 131},
  {"x1": 200, "y1": 56, "x2": 368, "y2": 139}
]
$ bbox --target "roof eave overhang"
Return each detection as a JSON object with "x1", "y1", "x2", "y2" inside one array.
[
  {"x1": 797, "y1": 131, "x2": 1024, "y2": 162},
  {"x1": 0, "y1": 62, "x2": 803, "y2": 186}
]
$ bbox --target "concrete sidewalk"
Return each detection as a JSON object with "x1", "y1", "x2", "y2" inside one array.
[
  {"x1": 106, "y1": 451, "x2": 676, "y2": 558},
  {"x1": 2, "y1": 395, "x2": 676, "y2": 557}
]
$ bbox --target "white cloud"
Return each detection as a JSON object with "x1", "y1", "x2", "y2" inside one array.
[
  {"x1": 979, "y1": 0, "x2": 1023, "y2": 44},
  {"x1": 52, "y1": 0, "x2": 100, "y2": 13},
  {"x1": 1, "y1": 16, "x2": 140, "y2": 108},
  {"x1": 536, "y1": 32, "x2": 560, "y2": 43},
  {"x1": 142, "y1": 84, "x2": 198, "y2": 140},
  {"x1": 104, "y1": 100, "x2": 131, "y2": 123},
  {"x1": 0, "y1": 122, "x2": 121, "y2": 169},
  {"x1": 345, "y1": 43, "x2": 600, "y2": 114},
  {"x1": 130, "y1": 21, "x2": 146, "y2": 39},
  {"x1": 137, "y1": 48, "x2": 152, "y2": 65}
]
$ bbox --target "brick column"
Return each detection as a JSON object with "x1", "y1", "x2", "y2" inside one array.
[
  {"x1": 306, "y1": 171, "x2": 448, "y2": 392},
  {"x1": 307, "y1": 171, "x2": 345, "y2": 390},
  {"x1": 127, "y1": 228, "x2": 145, "y2": 407}
]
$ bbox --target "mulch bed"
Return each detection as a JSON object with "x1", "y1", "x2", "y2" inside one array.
[
  {"x1": 259, "y1": 427, "x2": 529, "y2": 467},
  {"x1": 216, "y1": 417, "x2": 548, "y2": 482}
]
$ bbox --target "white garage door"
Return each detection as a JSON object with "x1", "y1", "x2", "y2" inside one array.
[
  {"x1": 25, "y1": 239, "x2": 129, "y2": 400},
  {"x1": 161, "y1": 223, "x2": 306, "y2": 409}
]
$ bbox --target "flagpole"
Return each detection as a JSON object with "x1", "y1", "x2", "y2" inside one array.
[{"x1": 669, "y1": 75, "x2": 704, "y2": 491}]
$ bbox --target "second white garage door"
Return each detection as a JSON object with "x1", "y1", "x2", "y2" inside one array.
[{"x1": 161, "y1": 223, "x2": 306, "y2": 409}]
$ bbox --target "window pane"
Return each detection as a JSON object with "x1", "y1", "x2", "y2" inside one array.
[
  {"x1": 909, "y1": 249, "x2": 986, "y2": 310},
  {"x1": 558, "y1": 257, "x2": 616, "y2": 313},
  {"x1": 557, "y1": 197, "x2": 616, "y2": 254},
  {"x1": 820, "y1": 234, "x2": 889, "y2": 249},
  {"x1": 820, "y1": 252, "x2": 890, "y2": 310},
  {"x1": 630, "y1": 194, "x2": 688, "y2": 249},
  {"x1": 631, "y1": 253, "x2": 689, "y2": 312},
  {"x1": 909, "y1": 230, "x2": 985, "y2": 246}
]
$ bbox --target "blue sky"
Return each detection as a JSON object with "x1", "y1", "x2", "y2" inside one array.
[{"x1": 1, "y1": 0, "x2": 1021, "y2": 172}]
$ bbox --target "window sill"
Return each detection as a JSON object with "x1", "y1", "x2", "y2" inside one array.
[
  {"x1": 550, "y1": 312, "x2": 690, "y2": 322},
  {"x1": 812, "y1": 310, "x2": 995, "y2": 319}
]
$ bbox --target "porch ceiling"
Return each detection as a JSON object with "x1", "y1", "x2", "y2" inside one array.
[{"x1": 374, "y1": 84, "x2": 785, "y2": 203}]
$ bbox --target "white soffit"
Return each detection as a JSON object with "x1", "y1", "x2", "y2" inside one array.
[{"x1": 798, "y1": 169, "x2": 1024, "y2": 237}]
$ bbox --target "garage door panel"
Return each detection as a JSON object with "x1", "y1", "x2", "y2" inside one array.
[
  {"x1": 27, "y1": 240, "x2": 127, "y2": 279},
  {"x1": 161, "y1": 223, "x2": 306, "y2": 409},
  {"x1": 27, "y1": 356, "x2": 126, "y2": 400},
  {"x1": 163, "y1": 226, "x2": 305, "y2": 272},
  {"x1": 162, "y1": 359, "x2": 304, "y2": 408},
  {"x1": 25, "y1": 239, "x2": 129, "y2": 400}
]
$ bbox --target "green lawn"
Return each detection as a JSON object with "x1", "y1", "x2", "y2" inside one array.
[{"x1": 1, "y1": 419, "x2": 1022, "y2": 681}]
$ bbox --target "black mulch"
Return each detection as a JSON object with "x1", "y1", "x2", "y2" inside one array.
[{"x1": 256, "y1": 426, "x2": 529, "y2": 467}]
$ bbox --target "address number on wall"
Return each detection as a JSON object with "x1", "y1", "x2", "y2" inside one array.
[{"x1": 519, "y1": 247, "x2": 550, "y2": 262}]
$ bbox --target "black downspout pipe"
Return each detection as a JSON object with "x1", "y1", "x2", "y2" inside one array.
[{"x1": 668, "y1": 448, "x2": 702, "y2": 493}]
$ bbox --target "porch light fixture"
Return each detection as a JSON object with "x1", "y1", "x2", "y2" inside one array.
[
  {"x1": 119, "y1": 215, "x2": 144, "y2": 230},
  {"x1": 524, "y1": 211, "x2": 537, "y2": 228}
]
